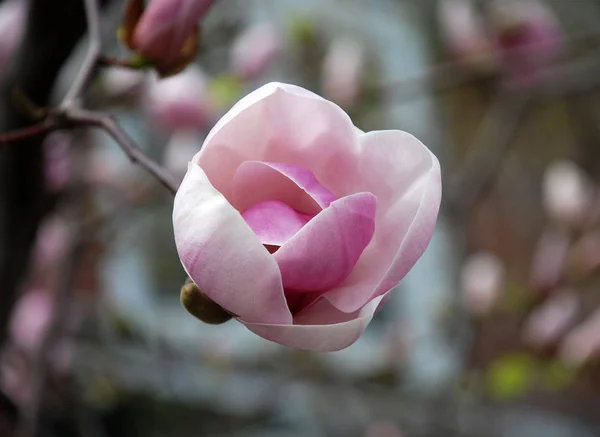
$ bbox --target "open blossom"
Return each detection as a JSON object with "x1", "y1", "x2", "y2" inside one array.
[
  {"x1": 460, "y1": 252, "x2": 504, "y2": 316},
  {"x1": 230, "y1": 23, "x2": 282, "y2": 80},
  {"x1": 542, "y1": 161, "x2": 592, "y2": 228},
  {"x1": 145, "y1": 66, "x2": 216, "y2": 131},
  {"x1": 322, "y1": 38, "x2": 365, "y2": 109},
  {"x1": 522, "y1": 290, "x2": 578, "y2": 348},
  {"x1": 173, "y1": 83, "x2": 441, "y2": 351},
  {"x1": 489, "y1": 0, "x2": 563, "y2": 86},
  {"x1": 123, "y1": 0, "x2": 214, "y2": 76},
  {"x1": 437, "y1": 0, "x2": 497, "y2": 71}
]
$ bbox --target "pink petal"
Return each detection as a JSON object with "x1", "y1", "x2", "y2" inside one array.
[
  {"x1": 173, "y1": 163, "x2": 292, "y2": 324},
  {"x1": 193, "y1": 83, "x2": 360, "y2": 204},
  {"x1": 242, "y1": 200, "x2": 313, "y2": 246},
  {"x1": 239, "y1": 294, "x2": 384, "y2": 351},
  {"x1": 232, "y1": 161, "x2": 338, "y2": 214},
  {"x1": 323, "y1": 130, "x2": 442, "y2": 312},
  {"x1": 274, "y1": 192, "x2": 376, "y2": 293}
]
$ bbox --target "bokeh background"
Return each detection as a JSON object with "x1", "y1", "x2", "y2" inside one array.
[{"x1": 2, "y1": 0, "x2": 600, "y2": 436}]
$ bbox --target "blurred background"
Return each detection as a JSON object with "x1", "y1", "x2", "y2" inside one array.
[{"x1": 2, "y1": 0, "x2": 600, "y2": 436}]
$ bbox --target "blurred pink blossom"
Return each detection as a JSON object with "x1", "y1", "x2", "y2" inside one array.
[
  {"x1": 542, "y1": 161, "x2": 592, "y2": 228},
  {"x1": 437, "y1": 0, "x2": 497, "y2": 71},
  {"x1": 230, "y1": 23, "x2": 282, "y2": 80},
  {"x1": 145, "y1": 66, "x2": 216, "y2": 131},
  {"x1": 460, "y1": 252, "x2": 504, "y2": 316},
  {"x1": 43, "y1": 131, "x2": 72, "y2": 193},
  {"x1": 529, "y1": 227, "x2": 570, "y2": 290},
  {"x1": 33, "y1": 215, "x2": 69, "y2": 273},
  {"x1": 163, "y1": 131, "x2": 203, "y2": 180},
  {"x1": 522, "y1": 290, "x2": 578, "y2": 348},
  {"x1": 84, "y1": 145, "x2": 132, "y2": 189},
  {"x1": 365, "y1": 420, "x2": 403, "y2": 437},
  {"x1": 559, "y1": 310, "x2": 600, "y2": 367},
  {"x1": 0, "y1": 0, "x2": 26, "y2": 75},
  {"x1": 489, "y1": 0, "x2": 563, "y2": 86},
  {"x1": 322, "y1": 38, "x2": 366, "y2": 109},
  {"x1": 101, "y1": 67, "x2": 147, "y2": 98},
  {"x1": 9, "y1": 289, "x2": 53, "y2": 353}
]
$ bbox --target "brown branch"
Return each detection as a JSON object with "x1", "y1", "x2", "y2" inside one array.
[
  {"x1": 0, "y1": 122, "x2": 58, "y2": 144},
  {"x1": 65, "y1": 109, "x2": 179, "y2": 195}
]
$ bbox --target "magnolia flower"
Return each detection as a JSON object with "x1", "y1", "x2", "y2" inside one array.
[
  {"x1": 522, "y1": 290, "x2": 578, "y2": 348},
  {"x1": 460, "y1": 252, "x2": 504, "y2": 316},
  {"x1": 122, "y1": 0, "x2": 214, "y2": 76},
  {"x1": 173, "y1": 83, "x2": 441, "y2": 351},
  {"x1": 489, "y1": 0, "x2": 563, "y2": 86},
  {"x1": 145, "y1": 66, "x2": 216, "y2": 131},
  {"x1": 322, "y1": 37, "x2": 365, "y2": 109},
  {"x1": 230, "y1": 23, "x2": 283, "y2": 80},
  {"x1": 9, "y1": 289, "x2": 53, "y2": 353},
  {"x1": 542, "y1": 161, "x2": 592, "y2": 228},
  {"x1": 437, "y1": 0, "x2": 497, "y2": 71}
]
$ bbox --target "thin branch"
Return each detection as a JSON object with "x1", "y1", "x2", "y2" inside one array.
[
  {"x1": 60, "y1": 0, "x2": 102, "y2": 108},
  {"x1": 0, "y1": 122, "x2": 58, "y2": 144},
  {"x1": 66, "y1": 109, "x2": 179, "y2": 195}
]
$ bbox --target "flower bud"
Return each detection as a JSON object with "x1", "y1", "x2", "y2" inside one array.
[
  {"x1": 522, "y1": 290, "x2": 578, "y2": 348},
  {"x1": 122, "y1": 0, "x2": 215, "y2": 77},
  {"x1": 460, "y1": 252, "x2": 504, "y2": 316},
  {"x1": 322, "y1": 37, "x2": 365, "y2": 109},
  {"x1": 230, "y1": 23, "x2": 282, "y2": 81},
  {"x1": 542, "y1": 161, "x2": 592, "y2": 228},
  {"x1": 180, "y1": 278, "x2": 232, "y2": 325}
]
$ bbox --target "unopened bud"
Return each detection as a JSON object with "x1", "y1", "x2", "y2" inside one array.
[{"x1": 180, "y1": 278, "x2": 232, "y2": 325}]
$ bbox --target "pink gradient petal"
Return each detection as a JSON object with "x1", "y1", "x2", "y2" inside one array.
[
  {"x1": 323, "y1": 130, "x2": 441, "y2": 312},
  {"x1": 274, "y1": 192, "x2": 376, "y2": 292},
  {"x1": 242, "y1": 200, "x2": 313, "y2": 246},
  {"x1": 239, "y1": 294, "x2": 384, "y2": 351},
  {"x1": 232, "y1": 161, "x2": 338, "y2": 214},
  {"x1": 193, "y1": 83, "x2": 360, "y2": 203},
  {"x1": 173, "y1": 163, "x2": 292, "y2": 324}
]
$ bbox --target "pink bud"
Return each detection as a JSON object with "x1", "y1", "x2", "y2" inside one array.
[
  {"x1": 489, "y1": 0, "x2": 563, "y2": 86},
  {"x1": 0, "y1": 0, "x2": 26, "y2": 75},
  {"x1": 101, "y1": 67, "x2": 147, "y2": 98},
  {"x1": 529, "y1": 227, "x2": 570, "y2": 290},
  {"x1": 132, "y1": 0, "x2": 213, "y2": 69},
  {"x1": 145, "y1": 66, "x2": 216, "y2": 131},
  {"x1": 542, "y1": 161, "x2": 592, "y2": 227},
  {"x1": 9, "y1": 289, "x2": 53, "y2": 353},
  {"x1": 43, "y1": 131, "x2": 72, "y2": 194},
  {"x1": 163, "y1": 131, "x2": 202, "y2": 180},
  {"x1": 460, "y1": 252, "x2": 504, "y2": 316},
  {"x1": 230, "y1": 23, "x2": 282, "y2": 80},
  {"x1": 437, "y1": 0, "x2": 497, "y2": 71},
  {"x1": 522, "y1": 290, "x2": 578, "y2": 348},
  {"x1": 559, "y1": 310, "x2": 600, "y2": 366},
  {"x1": 322, "y1": 38, "x2": 366, "y2": 109}
]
